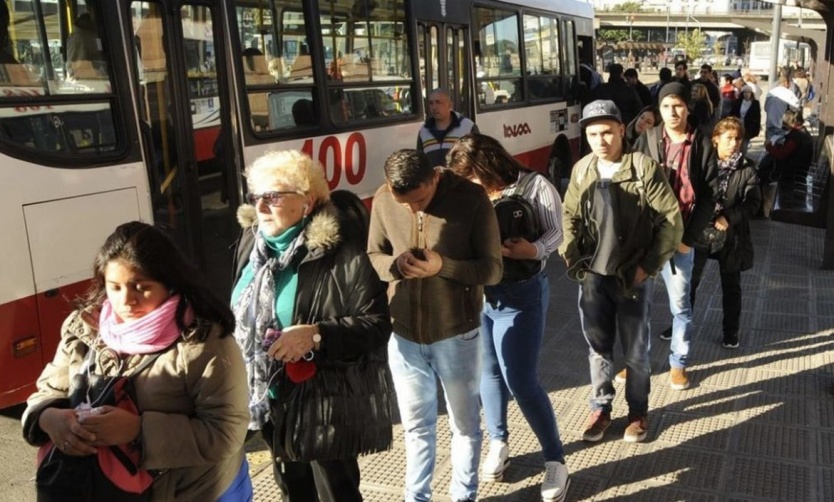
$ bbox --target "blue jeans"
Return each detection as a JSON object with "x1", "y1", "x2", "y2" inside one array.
[
  {"x1": 388, "y1": 330, "x2": 482, "y2": 502},
  {"x1": 659, "y1": 247, "x2": 695, "y2": 369},
  {"x1": 578, "y1": 273, "x2": 654, "y2": 416},
  {"x1": 480, "y1": 272, "x2": 565, "y2": 462}
]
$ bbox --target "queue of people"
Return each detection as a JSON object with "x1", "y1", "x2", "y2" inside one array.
[{"x1": 23, "y1": 83, "x2": 776, "y2": 502}]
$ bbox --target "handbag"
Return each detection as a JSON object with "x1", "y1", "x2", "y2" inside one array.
[
  {"x1": 36, "y1": 348, "x2": 164, "y2": 502},
  {"x1": 271, "y1": 361, "x2": 393, "y2": 462},
  {"x1": 695, "y1": 226, "x2": 727, "y2": 255}
]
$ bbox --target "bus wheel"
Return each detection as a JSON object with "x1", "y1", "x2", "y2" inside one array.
[{"x1": 547, "y1": 147, "x2": 571, "y2": 196}]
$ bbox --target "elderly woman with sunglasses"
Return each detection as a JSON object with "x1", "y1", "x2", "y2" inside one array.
[{"x1": 231, "y1": 150, "x2": 393, "y2": 502}]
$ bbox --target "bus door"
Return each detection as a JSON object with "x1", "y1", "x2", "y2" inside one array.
[
  {"x1": 416, "y1": 22, "x2": 471, "y2": 119},
  {"x1": 127, "y1": 1, "x2": 238, "y2": 295}
]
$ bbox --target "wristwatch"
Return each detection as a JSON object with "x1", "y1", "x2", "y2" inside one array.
[{"x1": 312, "y1": 329, "x2": 322, "y2": 351}]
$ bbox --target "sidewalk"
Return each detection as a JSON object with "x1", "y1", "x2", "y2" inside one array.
[{"x1": 248, "y1": 216, "x2": 834, "y2": 500}]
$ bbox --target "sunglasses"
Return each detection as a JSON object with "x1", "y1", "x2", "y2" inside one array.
[{"x1": 246, "y1": 191, "x2": 301, "y2": 206}]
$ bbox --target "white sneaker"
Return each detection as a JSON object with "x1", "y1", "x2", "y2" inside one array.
[
  {"x1": 481, "y1": 439, "x2": 510, "y2": 482},
  {"x1": 541, "y1": 461, "x2": 569, "y2": 502}
]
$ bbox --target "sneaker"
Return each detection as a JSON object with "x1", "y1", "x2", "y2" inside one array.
[
  {"x1": 481, "y1": 439, "x2": 510, "y2": 482},
  {"x1": 669, "y1": 367, "x2": 690, "y2": 390},
  {"x1": 614, "y1": 368, "x2": 627, "y2": 383},
  {"x1": 582, "y1": 410, "x2": 612, "y2": 442},
  {"x1": 723, "y1": 332, "x2": 740, "y2": 349},
  {"x1": 541, "y1": 461, "x2": 570, "y2": 502},
  {"x1": 623, "y1": 414, "x2": 648, "y2": 443},
  {"x1": 658, "y1": 326, "x2": 673, "y2": 341}
]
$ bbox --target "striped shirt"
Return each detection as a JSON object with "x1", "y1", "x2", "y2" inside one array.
[{"x1": 501, "y1": 171, "x2": 564, "y2": 264}]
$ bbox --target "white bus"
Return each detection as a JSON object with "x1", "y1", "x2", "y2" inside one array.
[
  {"x1": 0, "y1": 0, "x2": 593, "y2": 408},
  {"x1": 748, "y1": 39, "x2": 811, "y2": 78}
]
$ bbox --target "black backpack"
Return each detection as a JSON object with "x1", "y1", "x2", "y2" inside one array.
[{"x1": 492, "y1": 171, "x2": 543, "y2": 282}]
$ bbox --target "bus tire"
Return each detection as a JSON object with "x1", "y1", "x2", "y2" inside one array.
[{"x1": 547, "y1": 138, "x2": 572, "y2": 196}]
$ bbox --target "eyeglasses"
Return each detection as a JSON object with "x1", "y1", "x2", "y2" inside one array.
[{"x1": 246, "y1": 191, "x2": 300, "y2": 206}]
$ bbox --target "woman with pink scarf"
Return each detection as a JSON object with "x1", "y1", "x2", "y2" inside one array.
[{"x1": 22, "y1": 222, "x2": 251, "y2": 501}]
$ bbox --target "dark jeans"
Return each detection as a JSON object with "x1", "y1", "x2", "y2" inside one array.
[
  {"x1": 260, "y1": 421, "x2": 363, "y2": 502},
  {"x1": 578, "y1": 272, "x2": 654, "y2": 416},
  {"x1": 691, "y1": 249, "x2": 742, "y2": 336}
]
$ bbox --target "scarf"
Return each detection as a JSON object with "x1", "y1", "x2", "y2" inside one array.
[
  {"x1": 98, "y1": 294, "x2": 189, "y2": 355},
  {"x1": 232, "y1": 225, "x2": 306, "y2": 430},
  {"x1": 715, "y1": 151, "x2": 743, "y2": 214}
]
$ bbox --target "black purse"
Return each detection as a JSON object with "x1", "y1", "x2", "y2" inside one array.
[
  {"x1": 271, "y1": 361, "x2": 393, "y2": 462},
  {"x1": 695, "y1": 226, "x2": 727, "y2": 255}
]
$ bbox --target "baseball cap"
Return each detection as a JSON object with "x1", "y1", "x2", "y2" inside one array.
[{"x1": 580, "y1": 100, "x2": 622, "y2": 128}]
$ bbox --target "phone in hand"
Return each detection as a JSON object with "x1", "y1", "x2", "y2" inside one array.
[
  {"x1": 410, "y1": 248, "x2": 426, "y2": 260},
  {"x1": 262, "y1": 327, "x2": 282, "y2": 352}
]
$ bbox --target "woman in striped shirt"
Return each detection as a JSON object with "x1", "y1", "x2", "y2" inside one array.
[{"x1": 447, "y1": 133, "x2": 569, "y2": 502}]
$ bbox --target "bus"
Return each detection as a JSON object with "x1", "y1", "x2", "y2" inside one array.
[
  {"x1": 748, "y1": 39, "x2": 811, "y2": 78},
  {"x1": 0, "y1": 0, "x2": 593, "y2": 408}
]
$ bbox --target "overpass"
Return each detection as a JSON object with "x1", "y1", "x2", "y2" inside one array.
[{"x1": 596, "y1": 9, "x2": 826, "y2": 49}]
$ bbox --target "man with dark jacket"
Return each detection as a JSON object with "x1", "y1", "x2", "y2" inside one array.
[
  {"x1": 368, "y1": 149, "x2": 503, "y2": 502},
  {"x1": 561, "y1": 100, "x2": 682, "y2": 444},
  {"x1": 695, "y1": 64, "x2": 721, "y2": 116},
  {"x1": 634, "y1": 82, "x2": 718, "y2": 391},
  {"x1": 624, "y1": 68, "x2": 652, "y2": 107},
  {"x1": 416, "y1": 88, "x2": 478, "y2": 167},
  {"x1": 650, "y1": 67, "x2": 673, "y2": 104},
  {"x1": 592, "y1": 63, "x2": 642, "y2": 126}
]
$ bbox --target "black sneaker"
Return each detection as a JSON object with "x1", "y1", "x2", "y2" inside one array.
[
  {"x1": 658, "y1": 326, "x2": 673, "y2": 341},
  {"x1": 723, "y1": 332, "x2": 739, "y2": 349}
]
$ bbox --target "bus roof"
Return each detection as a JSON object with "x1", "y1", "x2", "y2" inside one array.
[{"x1": 497, "y1": 0, "x2": 594, "y2": 20}]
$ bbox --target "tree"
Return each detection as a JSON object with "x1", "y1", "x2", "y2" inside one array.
[
  {"x1": 599, "y1": 29, "x2": 645, "y2": 43},
  {"x1": 611, "y1": 1, "x2": 643, "y2": 12},
  {"x1": 677, "y1": 29, "x2": 706, "y2": 61}
]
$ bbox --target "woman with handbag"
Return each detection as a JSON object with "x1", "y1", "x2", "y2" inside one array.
[
  {"x1": 691, "y1": 116, "x2": 761, "y2": 349},
  {"x1": 22, "y1": 222, "x2": 252, "y2": 501},
  {"x1": 230, "y1": 150, "x2": 392, "y2": 502},
  {"x1": 446, "y1": 134, "x2": 569, "y2": 502}
]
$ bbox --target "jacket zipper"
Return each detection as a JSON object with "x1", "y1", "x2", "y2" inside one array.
[{"x1": 412, "y1": 211, "x2": 424, "y2": 341}]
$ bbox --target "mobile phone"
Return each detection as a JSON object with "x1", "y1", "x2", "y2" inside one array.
[
  {"x1": 262, "y1": 327, "x2": 282, "y2": 352},
  {"x1": 411, "y1": 248, "x2": 426, "y2": 260}
]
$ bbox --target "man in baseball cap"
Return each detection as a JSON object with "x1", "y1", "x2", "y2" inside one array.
[
  {"x1": 579, "y1": 99, "x2": 622, "y2": 128},
  {"x1": 560, "y1": 99, "x2": 682, "y2": 444}
]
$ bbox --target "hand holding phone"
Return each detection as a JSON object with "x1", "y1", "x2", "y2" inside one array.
[{"x1": 262, "y1": 327, "x2": 282, "y2": 352}]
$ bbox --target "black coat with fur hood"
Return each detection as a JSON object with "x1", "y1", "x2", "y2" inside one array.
[{"x1": 232, "y1": 201, "x2": 393, "y2": 462}]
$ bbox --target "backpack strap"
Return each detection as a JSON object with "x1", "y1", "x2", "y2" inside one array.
[
  {"x1": 646, "y1": 127, "x2": 661, "y2": 165},
  {"x1": 572, "y1": 153, "x2": 596, "y2": 186},
  {"x1": 512, "y1": 170, "x2": 540, "y2": 198},
  {"x1": 629, "y1": 151, "x2": 648, "y2": 201}
]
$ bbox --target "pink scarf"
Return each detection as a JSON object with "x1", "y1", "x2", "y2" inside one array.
[{"x1": 99, "y1": 294, "x2": 192, "y2": 355}]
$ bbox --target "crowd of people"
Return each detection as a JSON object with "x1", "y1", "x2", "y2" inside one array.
[{"x1": 21, "y1": 74, "x2": 807, "y2": 502}]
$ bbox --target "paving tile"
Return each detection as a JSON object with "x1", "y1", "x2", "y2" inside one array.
[
  {"x1": 611, "y1": 447, "x2": 724, "y2": 490},
  {"x1": 726, "y1": 456, "x2": 811, "y2": 500},
  {"x1": 735, "y1": 393, "x2": 811, "y2": 426},
  {"x1": 653, "y1": 412, "x2": 733, "y2": 451},
  {"x1": 735, "y1": 422, "x2": 811, "y2": 461}
]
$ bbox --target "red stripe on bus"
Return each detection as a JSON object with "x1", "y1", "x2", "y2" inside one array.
[{"x1": 0, "y1": 280, "x2": 90, "y2": 409}]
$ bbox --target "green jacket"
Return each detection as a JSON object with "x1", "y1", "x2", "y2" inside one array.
[{"x1": 559, "y1": 151, "x2": 683, "y2": 289}]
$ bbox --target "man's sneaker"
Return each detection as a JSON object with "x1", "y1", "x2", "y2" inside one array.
[
  {"x1": 669, "y1": 367, "x2": 690, "y2": 390},
  {"x1": 582, "y1": 410, "x2": 612, "y2": 442},
  {"x1": 658, "y1": 326, "x2": 673, "y2": 341},
  {"x1": 614, "y1": 368, "x2": 627, "y2": 383},
  {"x1": 723, "y1": 332, "x2": 740, "y2": 349},
  {"x1": 541, "y1": 461, "x2": 570, "y2": 502},
  {"x1": 623, "y1": 414, "x2": 648, "y2": 443},
  {"x1": 481, "y1": 439, "x2": 510, "y2": 482}
]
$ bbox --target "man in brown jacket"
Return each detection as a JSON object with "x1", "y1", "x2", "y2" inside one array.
[{"x1": 368, "y1": 149, "x2": 502, "y2": 502}]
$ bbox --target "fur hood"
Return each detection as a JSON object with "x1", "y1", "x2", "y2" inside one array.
[{"x1": 236, "y1": 202, "x2": 342, "y2": 252}]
